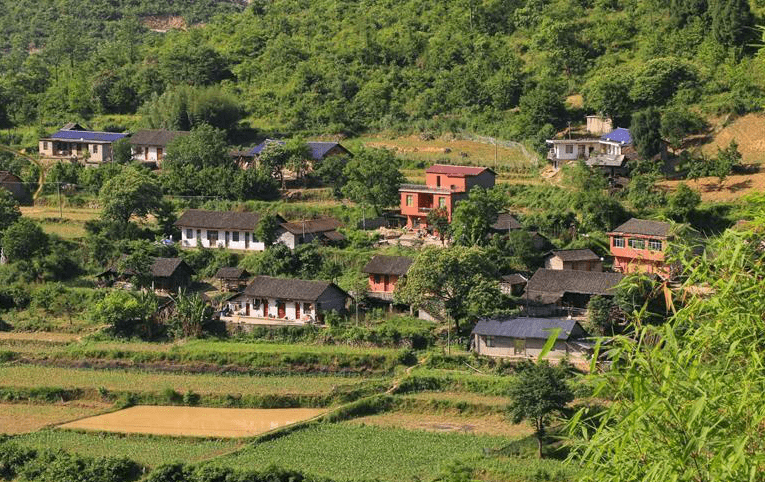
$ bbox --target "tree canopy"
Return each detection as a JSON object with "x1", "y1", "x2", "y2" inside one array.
[{"x1": 341, "y1": 148, "x2": 404, "y2": 214}]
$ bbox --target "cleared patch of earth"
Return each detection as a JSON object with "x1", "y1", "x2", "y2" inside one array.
[
  {"x1": 0, "y1": 332, "x2": 80, "y2": 342},
  {"x1": 660, "y1": 171, "x2": 765, "y2": 202},
  {"x1": 0, "y1": 402, "x2": 111, "y2": 434},
  {"x1": 59, "y1": 406, "x2": 326, "y2": 438},
  {"x1": 702, "y1": 113, "x2": 765, "y2": 164},
  {"x1": 347, "y1": 412, "x2": 531, "y2": 438}
]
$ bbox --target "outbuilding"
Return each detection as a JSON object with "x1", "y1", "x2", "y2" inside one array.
[{"x1": 471, "y1": 316, "x2": 590, "y2": 360}]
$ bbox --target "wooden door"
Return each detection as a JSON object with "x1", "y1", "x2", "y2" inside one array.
[
  {"x1": 245, "y1": 302, "x2": 250, "y2": 316},
  {"x1": 277, "y1": 302, "x2": 286, "y2": 318},
  {"x1": 157, "y1": 147, "x2": 163, "y2": 160},
  {"x1": 263, "y1": 300, "x2": 268, "y2": 317}
]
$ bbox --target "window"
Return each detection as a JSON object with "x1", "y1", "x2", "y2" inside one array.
[
  {"x1": 648, "y1": 239, "x2": 663, "y2": 251},
  {"x1": 438, "y1": 197, "x2": 446, "y2": 208},
  {"x1": 384, "y1": 275, "x2": 389, "y2": 285},
  {"x1": 186, "y1": 229, "x2": 193, "y2": 239},
  {"x1": 514, "y1": 339, "x2": 526, "y2": 355},
  {"x1": 406, "y1": 195, "x2": 413, "y2": 207},
  {"x1": 374, "y1": 274, "x2": 381, "y2": 284},
  {"x1": 44, "y1": 141, "x2": 49, "y2": 150},
  {"x1": 196, "y1": 229, "x2": 201, "y2": 240},
  {"x1": 207, "y1": 230, "x2": 219, "y2": 242},
  {"x1": 565, "y1": 145, "x2": 574, "y2": 154},
  {"x1": 629, "y1": 238, "x2": 645, "y2": 250},
  {"x1": 92, "y1": 144, "x2": 98, "y2": 154},
  {"x1": 232, "y1": 231, "x2": 239, "y2": 242},
  {"x1": 613, "y1": 236, "x2": 625, "y2": 248},
  {"x1": 485, "y1": 336, "x2": 495, "y2": 347},
  {"x1": 436, "y1": 176, "x2": 441, "y2": 187}
]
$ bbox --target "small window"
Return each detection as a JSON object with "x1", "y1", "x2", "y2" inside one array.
[
  {"x1": 648, "y1": 239, "x2": 663, "y2": 251},
  {"x1": 613, "y1": 236, "x2": 625, "y2": 248},
  {"x1": 629, "y1": 238, "x2": 646, "y2": 250},
  {"x1": 207, "y1": 230, "x2": 219, "y2": 242},
  {"x1": 93, "y1": 144, "x2": 98, "y2": 154},
  {"x1": 485, "y1": 336, "x2": 495, "y2": 347},
  {"x1": 186, "y1": 229, "x2": 193, "y2": 239},
  {"x1": 565, "y1": 145, "x2": 574, "y2": 154},
  {"x1": 438, "y1": 197, "x2": 446, "y2": 208},
  {"x1": 406, "y1": 195, "x2": 413, "y2": 207},
  {"x1": 436, "y1": 176, "x2": 441, "y2": 187},
  {"x1": 514, "y1": 339, "x2": 526, "y2": 355},
  {"x1": 196, "y1": 229, "x2": 201, "y2": 239},
  {"x1": 374, "y1": 274, "x2": 381, "y2": 284},
  {"x1": 44, "y1": 141, "x2": 49, "y2": 150},
  {"x1": 232, "y1": 231, "x2": 239, "y2": 242}
]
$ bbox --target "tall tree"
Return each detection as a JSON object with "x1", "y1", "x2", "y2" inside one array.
[
  {"x1": 0, "y1": 189, "x2": 21, "y2": 233},
  {"x1": 163, "y1": 124, "x2": 229, "y2": 169},
  {"x1": 99, "y1": 166, "x2": 162, "y2": 226},
  {"x1": 709, "y1": 0, "x2": 753, "y2": 49},
  {"x1": 342, "y1": 148, "x2": 404, "y2": 214},
  {"x1": 630, "y1": 108, "x2": 663, "y2": 159},
  {"x1": 450, "y1": 187, "x2": 504, "y2": 246}
]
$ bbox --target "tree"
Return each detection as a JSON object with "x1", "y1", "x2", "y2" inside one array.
[
  {"x1": 709, "y1": 0, "x2": 753, "y2": 49},
  {"x1": 583, "y1": 73, "x2": 633, "y2": 125},
  {"x1": 314, "y1": 154, "x2": 349, "y2": 198},
  {"x1": 713, "y1": 139, "x2": 742, "y2": 184},
  {"x1": 342, "y1": 149, "x2": 404, "y2": 214},
  {"x1": 163, "y1": 124, "x2": 229, "y2": 169},
  {"x1": 426, "y1": 207, "x2": 450, "y2": 245},
  {"x1": 630, "y1": 108, "x2": 663, "y2": 159},
  {"x1": 450, "y1": 187, "x2": 504, "y2": 246},
  {"x1": 1, "y1": 219, "x2": 48, "y2": 261},
  {"x1": 627, "y1": 172, "x2": 664, "y2": 214},
  {"x1": 99, "y1": 166, "x2": 163, "y2": 227},
  {"x1": 660, "y1": 107, "x2": 705, "y2": 151},
  {"x1": 255, "y1": 214, "x2": 281, "y2": 248},
  {"x1": 89, "y1": 290, "x2": 158, "y2": 338},
  {"x1": 518, "y1": 77, "x2": 566, "y2": 131},
  {"x1": 168, "y1": 289, "x2": 213, "y2": 339},
  {"x1": 111, "y1": 137, "x2": 133, "y2": 164},
  {"x1": 395, "y1": 246, "x2": 504, "y2": 330},
  {"x1": 258, "y1": 141, "x2": 306, "y2": 190},
  {"x1": 585, "y1": 295, "x2": 619, "y2": 336},
  {"x1": 507, "y1": 361, "x2": 573, "y2": 458},
  {"x1": 666, "y1": 183, "x2": 700, "y2": 222},
  {"x1": 0, "y1": 189, "x2": 21, "y2": 233}
]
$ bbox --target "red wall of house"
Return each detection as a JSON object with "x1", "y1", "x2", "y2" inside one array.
[
  {"x1": 425, "y1": 173, "x2": 467, "y2": 192},
  {"x1": 368, "y1": 274, "x2": 400, "y2": 293},
  {"x1": 610, "y1": 234, "x2": 669, "y2": 278}
]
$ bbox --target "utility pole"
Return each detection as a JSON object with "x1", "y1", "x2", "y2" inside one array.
[{"x1": 57, "y1": 182, "x2": 62, "y2": 220}]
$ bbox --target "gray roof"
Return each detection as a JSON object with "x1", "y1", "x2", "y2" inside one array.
[
  {"x1": 362, "y1": 255, "x2": 414, "y2": 275},
  {"x1": 472, "y1": 317, "x2": 586, "y2": 341},
  {"x1": 175, "y1": 209, "x2": 283, "y2": 231},
  {"x1": 0, "y1": 171, "x2": 22, "y2": 184},
  {"x1": 525, "y1": 269, "x2": 623, "y2": 300},
  {"x1": 547, "y1": 249, "x2": 600, "y2": 262},
  {"x1": 129, "y1": 129, "x2": 189, "y2": 147},
  {"x1": 280, "y1": 217, "x2": 342, "y2": 235},
  {"x1": 151, "y1": 258, "x2": 191, "y2": 277},
  {"x1": 585, "y1": 154, "x2": 625, "y2": 168},
  {"x1": 243, "y1": 276, "x2": 347, "y2": 302},
  {"x1": 491, "y1": 213, "x2": 522, "y2": 231},
  {"x1": 610, "y1": 218, "x2": 671, "y2": 237},
  {"x1": 500, "y1": 273, "x2": 527, "y2": 285},
  {"x1": 215, "y1": 267, "x2": 249, "y2": 280}
]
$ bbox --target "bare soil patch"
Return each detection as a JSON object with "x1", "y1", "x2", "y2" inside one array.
[
  {"x1": 660, "y1": 171, "x2": 765, "y2": 202},
  {"x1": 701, "y1": 113, "x2": 765, "y2": 164},
  {"x1": 0, "y1": 402, "x2": 110, "y2": 434},
  {"x1": 59, "y1": 406, "x2": 326, "y2": 438},
  {"x1": 347, "y1": 412, "x2": 531, "y2": 438}
]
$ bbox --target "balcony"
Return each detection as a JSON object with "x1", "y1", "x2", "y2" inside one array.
[{"x1": 418, "y1": 207, "x2": 432, "y2": 213}]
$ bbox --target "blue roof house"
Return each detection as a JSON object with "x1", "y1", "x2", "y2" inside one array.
[{"x1": 39, "y1": 125, "x2": 129, "y2": 163}]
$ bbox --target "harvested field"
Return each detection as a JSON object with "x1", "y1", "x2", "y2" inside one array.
[
  {"x1": 660, "y1": 171, "x2": 765, "y2": 202},
  {"x1": 347, "y1": 412, "x2": 531, "y2": 437},
  {"x1": 0, "y1": 332, "x2": 80, "y2": 343},
  {"x1": 403, "y1": 391, "x2": 510, "y2": 406},
  {"x1": 59, "y1": 406, "x2": 326, "y2": 437},
  {"x1": 20, "y1": 206, "x2": 100, "y2": 239},
  {"x1": 0, "y1": 402, "x2": 110, "y2": 434}
]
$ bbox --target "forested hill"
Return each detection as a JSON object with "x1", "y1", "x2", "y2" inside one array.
[{"x1": 1, "y1": 0, "x2": 764, "y2": 146}]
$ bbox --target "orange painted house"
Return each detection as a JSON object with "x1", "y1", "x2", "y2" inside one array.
[
  {"x1": 362, "y1": 255, "x2": 413, "y2": 303},
  {"x1": 399, "y1": 165, "x2": 496, "y2": 229},
  {"x1": 608, "y1": 218, "x2": 672, "y2": 279}
]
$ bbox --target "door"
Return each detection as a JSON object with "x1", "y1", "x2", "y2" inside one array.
[
  {"x1": 578, "y1": 145, "x2": 585, "y2": 158},
  {"x1": 225, "y1": 231, "x2": 229, "y2": 247},
  {"x1": 263, "y1": 300, "x2": 269, "y2": 317},
  {"x1": 277, "y1": 302, "x2": 286, "y2": 318},
  {"x1": 245, "y1": 302, "x2": 250, "y2": 316},
  {"x1": 144, "y1": 147, "x2": 149, "y2": 160},
  {"x1": 295, "y1": 302, "x2": 300, "y2": 320},
  {"x1": 157, "y1": 147, "x2": 163, "y2": 160},
  {"x1": 245, "y1": 232, "x2": 250, "y2": 249},
  {"x1": 383, "y1": 275, "x2": 390, "y2": 292}
]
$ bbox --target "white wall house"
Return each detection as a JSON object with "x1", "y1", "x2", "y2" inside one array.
[
  {"x1": 546, "y1": 127, "x2": 636, "y2": 170},
  {"x1": 129, "y1": 129, "x2": 190, "y2": 165},
  {"x1": 174, "y1": 209, "x2": 285, "y2": 252}
]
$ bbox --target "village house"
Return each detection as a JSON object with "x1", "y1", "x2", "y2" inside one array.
[
  {"x1": 544, "y1": 249, "x2": 602, "y2": 272},
  {"x1": 546, "y1": 127, "x2": 648, "y2": 176},
  {"x1": 97, "y1": 257, "x2": 194, "y2": 294},
  {"x1": 0, "y1": 171, "x2": 30, "y2": 205},
  {"x1": 471, "y1": 316, "x2": 591, "y2": 361},
  {"x1": 129, "y1": 129, "x2": 189, "y2": 165},
  {"x1": 489, "y1": 213, "x2": 523, "y2": 234},
  {"x1": 500, "y1": 273, "x2": 528, "y2": 296},
  {"x1": 276, "y1": 217, "x2": 345, "y2": 248},
  {"x1": 362, "y1": 255, "x2": 413, "y2": 306},
  {"x1": 174, "y1": 209, "x2": 287, "y2": 251},
  {"x1": 222, "y1": 275, "x2": 349, "y2": 325},
  {"x1": 233, "y1": 139, "x2": 352, "y2": 169},
  {"x1": 399, "y1": 164, "x2": 496, "y2": 229},
  {"x1": 38, "y1": 124, "x2": 128, "y2": 163},
  {"x1": 608, "y1": 218, "x2": 673, "y2": 278},
  {"x1": 524, "y1": 268, "x2": 624, "y2": 315},
  {"x1": 214, "y1": 267, "x2": 251, "y2": 292}
]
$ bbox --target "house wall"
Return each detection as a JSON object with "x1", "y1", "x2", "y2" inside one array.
[
  {"x1": 228, "y1": 298, "x2": 319, "y2": 321},
  {"x1": 425, "y1": 173, "x2": 467, "y2": 191},
  {"x1": 473, "y1": 334, "x2": 579, "y2": 360},
  {"x1": 179, "y1": 226, "x2": 266, "y2": 251},
  {"x1": 464, "y1": 170, "x2": 496, "y2": 191},
  {"x1": 551, "y1": 141, "x2": 601, "y2": 161},
  {"x1": 131, "y1": 145, "x2": 165, "y2": 162},
  {"x1": 545, "y1": 257, "x2": 602, "y2": 271},
  {"x1": 610, "y1": 234, "x2": 669, "y2": 278},
  {"x1": 368, "y1": 273, "x2": 400, "y2": 293},
  {"x1": 39, "y1": 140, "x2": 111, "y2": 162},
  {"x1": 275, "y1": 229, "x2": 321, "y2": 249},
  {"x1": 545, "y1": 256, "x2": 564, "y2": 270}
]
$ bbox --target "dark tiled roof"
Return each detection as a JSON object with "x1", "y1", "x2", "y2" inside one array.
[
  {"x1": 362, "y1": 255, "x2": 414, "y2": 275},
  {"x1": 175, "y1": 209, "x2": 267, "y2": 231},
  {"x1": 500, "y1": 273, "x2": 527, "y2": 284},
  {"x1": 0, "y1": 171, "x2": 22, "y2": 184},
  {"x1": 321, "y1": 230, "x2": 346, "y2": 242},
  {"x1": 425, "y1": 164, "x2": 493, "y2": 176},
  {"x1": 243, "y1": 276, "x2": 346, "y2": 302},
  {"x1": 43, "y1": 129, "x2": 127, "y2": 143},
  {"x1": 247, "y1": 139, "x2": 350, "y2": 160},
  {"x1": 525, "y1": 269, "x2": 623, "y2": 299},
  {"x1": 215, "y1": 267, "x2": 250, "y2": 279},
  {"x1": 585, "y1": 154, "x2": 626, "y2": 167},
  {"x1": 610, "y1": 218, "x2": 672, "y2": 237},
  {"x1": 491, "y1": 213, "x2": 522, "y2": 231},
  {"x1": 129, "y1": 129, "x2": 189, "y2": 146},
  {"x1": 280, "y1": 217, "x2": 342, "y2": 234},
  {"x1": 600, "y1": 127, "x2": 632, "y2": 145},
  {"x1": 547, "y1": 249, "x2": 600, "y2": 262},
  {"x1": 472, "y1": 317, "x2": 586, "y2": 340},
  {"x1": 151, "y1": 258, "x2": 190, "y2": 277}
]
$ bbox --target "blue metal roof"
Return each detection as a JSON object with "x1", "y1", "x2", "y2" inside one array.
[
  {"x1": 247, "y1": 139, "x2": 346, "y2": 160},
  {"x1": 47, "y1": 130, "x2": 128, "y2": 142},
  {"x1": 600, "y1": 127, "x2": 632, "y2": 145},
  {"x1": 471, "y1": 317, "x2": 585, "y2": 340}
]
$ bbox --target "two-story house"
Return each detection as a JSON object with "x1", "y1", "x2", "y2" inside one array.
[
  {"x1": 129, "y1": 129, "x2": 189, "y2": 165},
  {"x1": 39, "y1": 124, "x2": 128, "y2": 164},
  {"x1": 362, "y1": 255, "x2": 413, "y2": 306},
  {"x1": 608, "y1": 218, "x2": 672, "y2": 278},
  {"x1": 546, "y1": 127, "x2": 642, "y2": 176},
  {"x1": 399, "y1": 164, "x2": 496, "y2": 229}
]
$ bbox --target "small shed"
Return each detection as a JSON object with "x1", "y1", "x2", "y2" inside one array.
[
  {"x1": 97, "y1": 256, "x2": 193, "y2": 293},
  {"x1": 500, "y1": 273, "x2": 527, "y2": 296},
  {"x1": 215, "y1": 267, "x2": 251, "y2": 292},
  {"x1": 544, "y1": 249, "x2": 602, "y2": 272},
  {"x1": 471, "y1": 317, "x2": 590, "y2": 360},
  {"x1": 0, "y1": 171, "x2": 31, "y2": 205}
]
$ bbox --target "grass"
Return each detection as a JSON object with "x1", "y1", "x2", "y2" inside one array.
[
  {"x1": 212, "y1": 423, "x2": 513, "y2": 481},
  {"x1": 19, "y1": 205, "x2": 100, "y2": 239},
  {"x1": 346, "y1": 411, "x2": 530, "y2": 437},
  {"x1": 11, "y1": 429, "x2": 244, "y2": 467},
  {"x1": 0, "y1": 402, "x2": 110, "y2": 434}
]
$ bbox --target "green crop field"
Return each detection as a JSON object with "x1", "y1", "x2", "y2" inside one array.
[
  {"x1": 12, "y1": 429, "x2": 244, "y2": 468},
  {"x1": 210, "y1": 423, "x2": 572, "y2": 481}
]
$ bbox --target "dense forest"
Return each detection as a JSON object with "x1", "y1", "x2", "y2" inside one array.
[{"x1": 0, "y1": 0, "x2": 763, "y2": 146}]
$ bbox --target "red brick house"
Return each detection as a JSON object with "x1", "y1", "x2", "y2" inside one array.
[
  {"x1": 608, "y1": 218, "x2": 672, "y2": 278},
  {"x1": 362, "y1": 255, "x2": 413, "y2": 304},
  {"x1": 399, "y1": 165, "x2": 496, "y2": 229}
]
